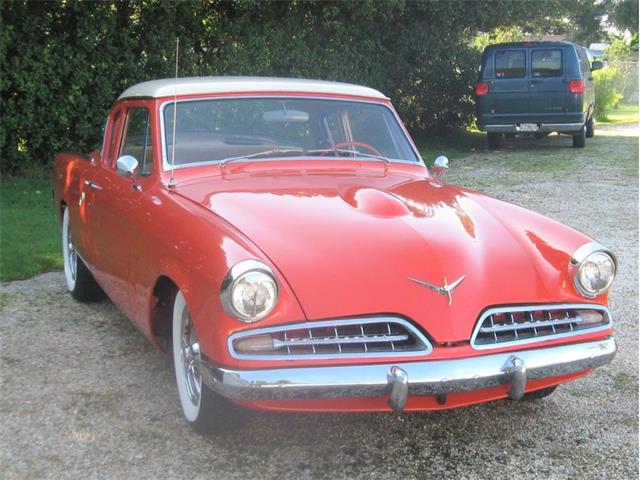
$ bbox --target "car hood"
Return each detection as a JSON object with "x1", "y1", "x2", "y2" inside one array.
[{"x1": 176, "y1": 164, "x2": 593, "y2": 343}]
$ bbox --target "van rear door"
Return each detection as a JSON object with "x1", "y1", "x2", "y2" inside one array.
[
  {"x1": 489, "y1": 49, "x2": 529, "y2": 116},
  {"x1": 528, "y1": 48, "x2": 566, "y2": 119}
]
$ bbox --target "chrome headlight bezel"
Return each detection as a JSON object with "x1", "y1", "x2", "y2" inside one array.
[
  {"x1": 570, "y1": 243, "x2": 617, "y2": 298},
  {"x1": 220, "y1": 260, "x2": 279, "y2": 323}
]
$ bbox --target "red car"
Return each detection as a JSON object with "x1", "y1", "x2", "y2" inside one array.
[{"x1": 53, "y1": 77, "x2": 617, "y2": 432}]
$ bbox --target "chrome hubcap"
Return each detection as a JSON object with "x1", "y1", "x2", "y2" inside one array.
[
  {"x1": 66, "y1": 223, "x2": 77, "y2": 281},
  {"x1": 180, "y1": 309, "x2": 201, "y2": 405}
]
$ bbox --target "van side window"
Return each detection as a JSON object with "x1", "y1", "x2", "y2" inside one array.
[
  {"x1": 532, "y1": 50, "x2": 563, "y2": 77},
  {"x1": 119, "y1": 108, "x2": 153, "y2": 176},
  {"x1": 495, "y1": 50, "x2": 525, "y2": 78},
  {"x1": 576, "y1": 47, "x2": 591, "y2": 76}
]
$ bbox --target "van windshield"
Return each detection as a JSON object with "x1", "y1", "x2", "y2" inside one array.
[{"x1": 162, "y1": 98, "x2": 419, "y2": 168}]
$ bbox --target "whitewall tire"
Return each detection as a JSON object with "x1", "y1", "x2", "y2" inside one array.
[
  {"x1": 61, "y1": 206, "x2": 103, "y2": 301},
  {"x1": 171, "y1": 290, "x2": 245, "y2": 433}
]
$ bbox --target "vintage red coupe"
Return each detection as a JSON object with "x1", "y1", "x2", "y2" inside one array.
[{"x1": 53, "y1": 77, "x2": 616, "y2": 432}]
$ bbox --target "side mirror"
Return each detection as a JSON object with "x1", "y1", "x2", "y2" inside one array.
[
  {"x1": 591, "y1": 60, "x2": 603, "y2": 71},
  {"x1": 432, "y1": 155, "x2": 449, "y2": 179},
  {"x1": 116, "y1": 155, "x2": 139, "y2": 177}
]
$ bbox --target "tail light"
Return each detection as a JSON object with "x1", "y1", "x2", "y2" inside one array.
[
  {"x1": 568, "y1": 80, "x2": 585, "y2": 94},
  {"x1": 475, "y1": 82, "x2": 489, "y2": 96}
]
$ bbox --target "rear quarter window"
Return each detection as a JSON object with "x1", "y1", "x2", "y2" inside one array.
[
  {"x1": 532, "y1": 50, "x2": 563, "y2": 77},
  {"x1": 495, "y1": 50, "x2": 526, "y2": 78}
]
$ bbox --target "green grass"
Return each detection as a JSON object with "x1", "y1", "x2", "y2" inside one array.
[
  {"x1": 415, "y1": 128, "x2": 485, "y2": 165},
  {"x1": 598, "y1": 103, "x2": 639, "y2": 125},
  {"x1": 0, "y1": 176, "x2": 62, "y2": 281}
]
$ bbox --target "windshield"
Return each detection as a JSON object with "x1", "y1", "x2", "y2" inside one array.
[{"x1": 162, "y1": 98, "x2": 419, "y2": 168}]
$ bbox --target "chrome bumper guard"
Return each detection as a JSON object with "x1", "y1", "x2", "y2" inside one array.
[
  {"x1": 198, "y1": 337, "x2": 615, "y2": 413},
  {"x1": 484, "y1": 123, "x2": 584, "y2": 133}
]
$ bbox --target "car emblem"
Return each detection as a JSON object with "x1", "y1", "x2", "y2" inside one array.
[{"x1": 408, "y1": 275, "x2": 466, "y2": 306}]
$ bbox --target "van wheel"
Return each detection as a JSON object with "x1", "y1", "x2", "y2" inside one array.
[
  {"x1": 62, "y1": 206, "x2": 104, "y2": 302},
  {"x1": 572, "y1": 126, "x2": 586, "y2": 148},
  {"x1": 487, "y1": 133, "x2": 502, "y2": 150},
  {"x1": 585, "y1": 117, "x2": 595, "y2": 138},
  {"x1": 172, "y1": 290, "x2": 246, "y2": 433}
]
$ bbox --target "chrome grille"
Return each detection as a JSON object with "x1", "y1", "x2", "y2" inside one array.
[
  {"x1": 471, "y1": 304, "x2": 611, "y2": 349},
  {"x1": 229, "y1": 317, "x2": 432, "y2": 360}
]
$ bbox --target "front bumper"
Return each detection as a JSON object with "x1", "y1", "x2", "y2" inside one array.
[
  {"x1": 198, "y1": 337, "x2": 615, "y2": 413},
  {"x1": 484, "y1": 122, "x2": 584, "y2": 134}
]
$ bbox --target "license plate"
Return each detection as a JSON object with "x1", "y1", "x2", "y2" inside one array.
[{"x1": 518, "y1": 123, "x2": 539, "y2": 132}]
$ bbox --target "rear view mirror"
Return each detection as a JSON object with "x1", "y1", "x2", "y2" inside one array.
[
  {"x1": 116, "y1": 155, "x2": 139, "y2": 177},
  {"x1": 591, "y1": 60, "x2": 603, "y2": 71},
  {"x1": 432, "y1": 155, "x2": 449, "y2": 179},
  {"x1": 263, "y1": 109, "x2": 309, "y2": 123}
]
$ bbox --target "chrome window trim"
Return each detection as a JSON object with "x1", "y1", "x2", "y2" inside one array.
[
  {"x1": 570, "y1": 242, "x2": 617, "y2": 298},
  {"x1": 159, "y1": 95, "x2": 423, "y2": 172},
  {"x1": 470, "y1": 303, "x2": 612, "y2": 351},
  {"x1": 228, "y1": 316, "x2": 433, "y2": 360}
]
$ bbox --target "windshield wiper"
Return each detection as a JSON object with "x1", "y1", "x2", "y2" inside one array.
[
  {"x1": 219, "y1": 148, "x2": 305, "y2": 167},
  {"x1": 308, "y1": 148, "x2": 390, "y2": 166}
]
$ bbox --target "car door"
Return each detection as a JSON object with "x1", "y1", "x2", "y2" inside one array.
[
  {"x1": 488, "y1": 48, "x2": 529, "y2": 117},
  {"x1": 86, "y1": 101, "x2": 156, "y2": 321},
  {"x1": 528, "y1": 47, "x2": 567, "y2": 119}
]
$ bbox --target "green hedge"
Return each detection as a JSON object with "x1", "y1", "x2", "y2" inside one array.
[{"x1": 1, "y1": 0, "x2": 565, "y2": 173}]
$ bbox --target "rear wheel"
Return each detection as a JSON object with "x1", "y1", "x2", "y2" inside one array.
[
  {"x1": 487, "y1": 133, "x2": 502, "y2": 150},
  {"x1": 172, "y1": 290, "x2": 245, "y2": 433},
  {"x1": 521, "y1": 386, "x2": 557, "y2": 400},
  {"x1": 585, "y1": 116, "x2": 595, "y2": 138},
  {"x1": 62, "y1": 206, "x2": 103, "y2": 301},
  {"x1": 572, "y1": 125, "x2": 586, "y2": 148}
]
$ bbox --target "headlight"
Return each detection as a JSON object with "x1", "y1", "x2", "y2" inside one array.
[
  {"x1": 570, "y1": 243, "x2": 617, "y2": 298},
  {"x1": 221, "y1": 260, "x2": 279, "y2": 322}
]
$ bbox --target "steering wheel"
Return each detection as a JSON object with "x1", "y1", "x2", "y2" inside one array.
[{"x1": 327, "y1": 140, "x2": 382, "y2": 157}]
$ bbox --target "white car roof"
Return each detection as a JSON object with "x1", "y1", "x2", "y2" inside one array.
[{"x1": 118, "y1": 77, "x2": 388, "y2": 100}]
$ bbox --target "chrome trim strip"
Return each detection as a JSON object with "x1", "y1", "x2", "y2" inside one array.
[
  {"x1": 158, "y1": 96, "x2": 422, "y2": 172},
  {"x1": 479, "y1": 316, "x2": 583, "y2": 333},
  {"x1": 469, "y1": 303, "x2": 611, "y2": 350},
  {"x1": 274, "y1": 333, "x2": 410, "y2": 348},
  {"x1": 228, "y1": 316, "x2": 433, "y2": 360},
  {"x1": 198, "y1": 337, "x2": 616, "y2": 404},
  {"x1": 484, "y1": 123, "x2": 583, "y2": 133}
]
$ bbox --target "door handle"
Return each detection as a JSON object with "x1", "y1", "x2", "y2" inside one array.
[{"x1": 84, "y1": 180, "x2": 102, "y2": 190}]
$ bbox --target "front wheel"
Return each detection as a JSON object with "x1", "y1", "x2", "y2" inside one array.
[
  {"x1": 62, "y1": 206, "x2": 103, "y2": 301},
  {"x1": 172, "y1": 290, "x2": 245, "y2": 433},
  {"x1": 521, "y1": 385, "x2": 557, "y2": 400}
]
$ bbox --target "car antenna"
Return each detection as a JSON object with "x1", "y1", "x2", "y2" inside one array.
[{"x1": 168, "y1": 37, "x2": 179, "y2": 189}]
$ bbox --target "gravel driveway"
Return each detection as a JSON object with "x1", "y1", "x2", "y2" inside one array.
[{"x1": 1, "y1": 125, "x2": 638, "y2": 480}]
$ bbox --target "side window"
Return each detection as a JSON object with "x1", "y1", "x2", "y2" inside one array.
[
  {"x1": 495, "y1": 50, "x2": 526, "y2": 78},
  {"x1": 577, "y1": 47, "x2": 591, "y2": 76},
  {"x1": 119, "y1": 108, "x2": 153, "y2": 176},
  {"x1": 532, "y1": 50, "x2": 563, "y2": 77}
]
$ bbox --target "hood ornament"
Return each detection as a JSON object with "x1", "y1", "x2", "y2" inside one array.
[{"x1": 409, "y1": 275, "x2": 466, "y2": 306}]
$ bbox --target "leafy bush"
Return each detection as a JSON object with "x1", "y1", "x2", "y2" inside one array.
[
  {"x1": 0, "y1": 0, "x2": 577, "y2": 174},
  {"x1": 594, "y1": 66, "x2": 624, "y2": 121}
]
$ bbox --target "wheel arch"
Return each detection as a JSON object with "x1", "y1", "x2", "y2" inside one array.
[{"x1": 149, "y1": 274, "x2": 180, "y2": 352}]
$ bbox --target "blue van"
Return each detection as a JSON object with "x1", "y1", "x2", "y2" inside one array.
[{"x1": 475, "y1": 41, "x2": 603, "y2": 149}]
